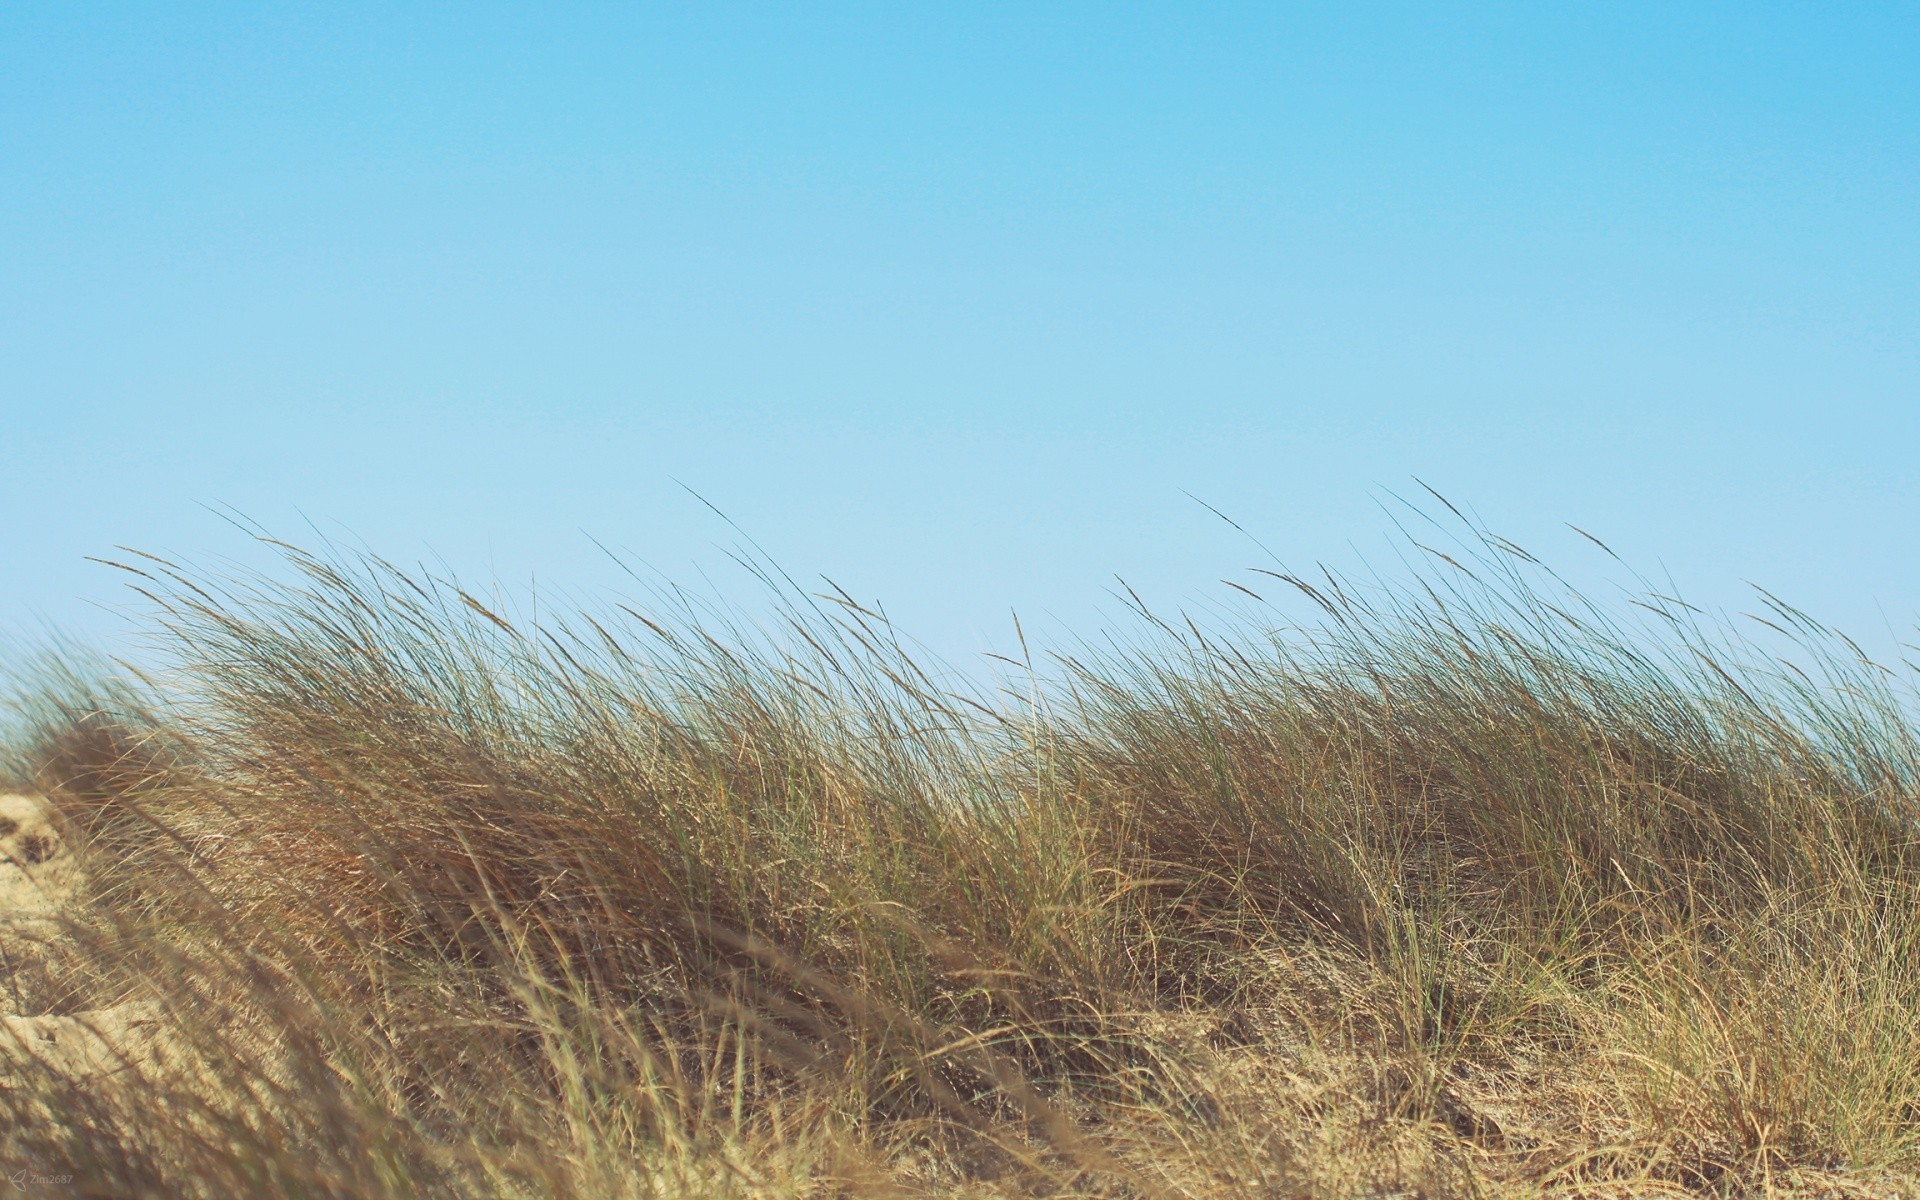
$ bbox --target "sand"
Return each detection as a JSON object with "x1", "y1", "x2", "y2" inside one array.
[{"x1": 0, "y1": 792, "x2": 162, "y2": 1083}]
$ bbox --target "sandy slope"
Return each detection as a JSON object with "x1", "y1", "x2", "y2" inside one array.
[{"x1": 0, "y1": 792, "x2": 161, "y2": 1083}]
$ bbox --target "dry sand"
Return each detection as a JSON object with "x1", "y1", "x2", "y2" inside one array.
[{"x1": 0, "y1": 792, "x2": 161, "y2": 1084}]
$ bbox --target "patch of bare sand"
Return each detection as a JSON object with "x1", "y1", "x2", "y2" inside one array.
[
  {"x1": 0, "y1": 792, "x2": 80, "y2": 920},
  {"x1": 0, "y1": 792, "x2": 163, "y2": 1082}
]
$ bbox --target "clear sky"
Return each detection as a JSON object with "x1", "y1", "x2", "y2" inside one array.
[{"x1": 4, "y1": 3, "x2": 1917, "y2": 672}]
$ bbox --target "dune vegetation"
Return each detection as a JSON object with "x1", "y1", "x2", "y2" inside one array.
[{"x1": 5, "y1": 508, "x2": 1920, "y2": 1198}]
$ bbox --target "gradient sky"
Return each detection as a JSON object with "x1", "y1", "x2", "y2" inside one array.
[{"x1": 4, "y1": 3, "x2": 1917, "y2": 671}]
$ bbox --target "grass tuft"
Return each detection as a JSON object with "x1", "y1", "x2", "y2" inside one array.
[{"x1": 4, "y1": 511, "x2": 1919, "y2": 1197}]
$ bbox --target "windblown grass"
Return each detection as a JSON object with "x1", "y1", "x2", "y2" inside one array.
[{"x1": 4, "y1": 508, "x2": 1919, "y2": 1197}]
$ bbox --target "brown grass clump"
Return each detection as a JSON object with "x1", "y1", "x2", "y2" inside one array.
[{"x1": 3, "y1": 507, "x2": 1920, "y2": 1198}]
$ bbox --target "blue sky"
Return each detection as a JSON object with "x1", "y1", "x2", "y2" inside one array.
[{"x1": 4, "y1": 3, "x2": 1917, "y2": 671}]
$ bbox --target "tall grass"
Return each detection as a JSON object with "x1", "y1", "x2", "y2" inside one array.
[{"x1": 4, "y1": 509, "x2": 1919, "y2": 1197}]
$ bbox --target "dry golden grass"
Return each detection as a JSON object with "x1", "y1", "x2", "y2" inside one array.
[{"x1": 4, "y1": 509, "x2": 1920, "y2": 1197}]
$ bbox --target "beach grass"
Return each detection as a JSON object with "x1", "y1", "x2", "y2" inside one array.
[{"x1": 5, "y1": 510, "x2": 1919, "y2": 1197}]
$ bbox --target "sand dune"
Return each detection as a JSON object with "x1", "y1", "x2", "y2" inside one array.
[{"x1": 0, "y1": 793, "x2": 161, "y2": 1085}]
